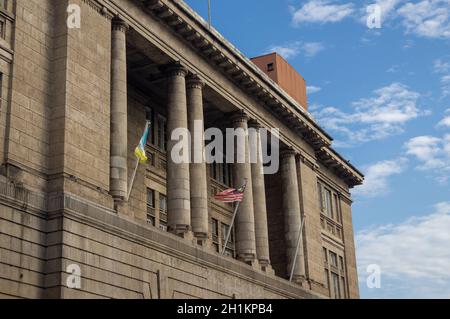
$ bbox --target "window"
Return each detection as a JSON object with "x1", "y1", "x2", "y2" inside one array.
[
  {"x1": 323, "y1": 188, "x2": 333, "y2": 218},
  {"x1": 211, "y1": 218, "x2": 219, "y2": 252},
  {"x1": 324, "y1": 247, "x2": 348, "y2": 299},
  {"x1": 146, "y1": 189, "x2": 155, "y2": 226},
  {"x1": 324, "y1": 269, "x2": 329, "y2": 289},
  {"x1": 340, "y1": 277, "x2": 347, "y2": 299},
  {"x1": 331, "y1": 273, "x2": 340, "y2": 299},
  {"x1": 221, "y1": 223, "x2": 235, "y2": 257},
  {"x1": 339, "y1": 256, "x2": 345, "y2": 270},
  {"x1": 159, "y1": 194, "x2": 168, "y2": 231},
  {"x1": 210, "y1": 162, "x2": 232, "y2": 187},
  {"x1": 330, "y1": 251, "x2": 338, "y2": 268},
  {"x1": 267, "y1": 63, "x2": 274, "y2": 72},
  {"x1": 334, "y1": 194, "x2": 341, "y2": 222},
  {"x1": 146, "y1": 108, "x2": 167, "y2": 152},
  {"x1": 323, "y1": 247, "x2": 328, "y2": 263},
  {"x1": 318, "y1": 181, "x2": 340, "y2": 221},
  {"x1": 157, "y1": 115, "x2": 167, "y2": 151}
]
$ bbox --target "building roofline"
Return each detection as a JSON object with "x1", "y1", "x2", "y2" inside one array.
[{"x1": 140, "y1": 0, "x2": 364, "y2": 186}]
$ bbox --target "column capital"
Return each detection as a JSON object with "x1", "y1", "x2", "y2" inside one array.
[
  {"x1": 230, "y1": 110, "x2": 249, "y2": 124},
  {"x1": 186, "y1": 75, "x2": 205, "y2": 89},
  {"x1": 165, "y1": 62, "x2": 189, "y2": 78},
  {"x1": 280, "y1": 147, "x2": 297, "y2": 159},
  {"x1": 112, "y1": 16, "x2": 129, "y2": 32},
  {"x1": 248, "y1": 119, "x2": 262, "y2": 129}
]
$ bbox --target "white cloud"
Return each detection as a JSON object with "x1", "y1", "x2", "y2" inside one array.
[
  {"x1": 352, "y1": 158, "x2": 407, "y2": 198},
  {"x1": 404, "y1": 132, "x2": 450, "y2": 183},
  {"x1": 267, "y1": 41, "x2": 324, "y2": 59},
  {"x1": 291, "y1": 0, "x2": 355, "y2": 25},
  {"x1": 441, "y1": 75, "x2": 450, "y2": 97},
  {"x1": 307, "y1": 85, "x2": 322, "y2": 94},
  {"x1": 357, "y1": 202, "x2": 450, "y2": 298},
  {"x1": 434, "y1": 58, "x2": 450, "y2": 97},
  {"x1": 302, "y1": 42, "x2": 325, "y2": 57},
  {"x1": 398, "y1": 0, "x2": 450, "y2": 39},
  {"x1": 313, "y1": 83, "x2": 428, "y2": 146},
  {"x1": 405, "y1": 135, "x2": 445, "y2": 169},
  {"x1": 366, "y1": 0, "x2": 406, "y2": 23},
  {"x1": 434, "y1": 58, "x2": 450, "y2": 73},
  {"x1": 438, "y1": 116, "x2": 450, "y2": 127}
]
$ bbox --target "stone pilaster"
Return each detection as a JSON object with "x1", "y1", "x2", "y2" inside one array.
[
  {"x1": 110, "y1": 17, "x2": 129, "y2": 201},
  {"x1": 281, "y1": 149, "x2": 306, "y2": 283},
  {"x1": 248, "y1": 120, "x2": 271, "y2": 269},
  {"x1": 231, "y1": 112, "x2": 257, "y2": 264},
  {"x1": 187, "y1": 75, "x2": 209, "y2": 242},
  {"x1": 166, "y1": 63, "x2": 191, "y2": 236}
]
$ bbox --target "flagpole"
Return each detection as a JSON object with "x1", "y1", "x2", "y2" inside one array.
[
  {"x1": 221, "y1": 179, "x2": 248, "y2": 256},
  {"x1": 127, "y1": 120, "x2": 150, "y2": 201},
  {"x1": 289, "y1": 215, "x2": 306, "y2": 282},
  {"x1": 208, "y1": 0, "x2": 212, "y2": 30},
  {"x1": 221, "y1": 200, "x2": 240, "y2": 255},
  {"x1": 127, "y1": 158, "x2": 140, "y2": 201}
]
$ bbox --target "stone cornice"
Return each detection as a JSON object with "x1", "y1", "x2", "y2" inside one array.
[{"x1": 317, "y1": 147, "x2": 364, "y2": 188}]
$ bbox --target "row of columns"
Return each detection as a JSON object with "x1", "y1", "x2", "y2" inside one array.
[{"x1": 109, "y1": 17, "x2": 306, "y2": 280}]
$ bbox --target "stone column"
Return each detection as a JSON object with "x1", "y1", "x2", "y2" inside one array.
[
  {"x1": 187, "y1": 75, "x2": 209, "y2": 242},
  {"x1": 232, "y1": 112, "x2": 256, "y2": 264},
  {"x1": 110, "y1": 17, "x2": 129, "y2": 201},
  {"x1": 166, "y1": 63, "x2": 191, "y2": 236},
  {"x1": 248, "y1": 120, "x2": 271, "y2": 268},
  {"x1": 281, "y1": 149, "x2": 306, "y2": 282}
]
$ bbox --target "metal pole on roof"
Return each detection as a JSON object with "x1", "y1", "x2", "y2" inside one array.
[{"x1": 208, "y1": 0, "x2": 212, "y2": 29}]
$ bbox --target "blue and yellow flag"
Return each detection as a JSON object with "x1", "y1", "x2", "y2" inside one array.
[{"x1": 135, "y1": 121, "x2": 150, "y2": 164}]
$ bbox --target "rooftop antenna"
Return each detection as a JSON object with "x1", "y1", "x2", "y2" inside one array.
[{"x1": 208, "y1": 0, "x2": 212, "y2": 30}]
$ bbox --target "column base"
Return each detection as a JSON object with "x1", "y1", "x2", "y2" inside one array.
[
  {"x1": 237, "y1": 253, "x2": 256, "y2": 265},
  {"x1": 169, "y1": 225, "x2": 194, "y2": 240},
  {"x1": 290, "y1": 275, "x2": 307, "y2": 286},
  {"x1": 259, "y1": 260, "x2": 275, "y2": 275},
  {"x1": 192, "y1": 232, "x2": 208, "y2": 246}
]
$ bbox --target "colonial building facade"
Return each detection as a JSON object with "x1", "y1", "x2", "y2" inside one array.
[{"x1": 0, "y1": 0, "x2": 363, "y2": 299}]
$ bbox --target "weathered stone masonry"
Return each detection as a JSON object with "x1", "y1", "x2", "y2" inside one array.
[{"x1": 0, "y1": 0, "x2": 363, "y2": 299}]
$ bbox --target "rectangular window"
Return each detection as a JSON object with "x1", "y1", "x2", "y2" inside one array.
[
  {"x1": 221, "y1": 223, "x2": 234, "y2": 257},
  {"x1": 324, "y1": 188, "x2": 333, "y2": 218},
  {"x1": 146, "y1": 189, "x2": 155, "y2": 226},
  {"x1": 317, "y1": 182, "x2": 323, "y2": 210},
  {"x1": 267, "y1": 63, "x2": 274, "y2": 72},
  {"x1": 157, "y1": 115, "x2": 167, "y2": 151},
  {"x1": 324, "y1": 269, "x2": 329, "y2": 289},
  {"x1": 339, "y1": 256, "x2": 345, "y2": 270},
  {"x1": 340, "y1": 277, "x2": 347, "y2": 299},
  {"x1": 159, "y1": 194, "x2": 167, "y2": 231},
  {"x1": 331, "y1": 273, "x2": 340, "y2": 299},
  {"x1": 334, "y1": 194, "x2": 341, "y2": 222},
  {"x1": 146, "y1": 107, "x2": 155, "y2": 145},
  {"x1": 330, "y1": 251, "x2": 338, "y2": 268},
  {"x1": 211, "y1": 218, "x2": 219, "y2": 252}
]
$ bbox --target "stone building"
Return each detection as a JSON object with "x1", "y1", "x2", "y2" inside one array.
[{"x1": 0, "y1": 0, "x2": 364, "y2": 299}]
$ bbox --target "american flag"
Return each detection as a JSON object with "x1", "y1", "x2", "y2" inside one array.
[{"x1": 214, "y1": 181, "x2": 247, "y2": 203}]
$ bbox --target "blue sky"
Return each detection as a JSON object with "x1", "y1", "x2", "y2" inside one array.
[{"x1": 184, "y1": 0, "x2": 450, "y2": 298}]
